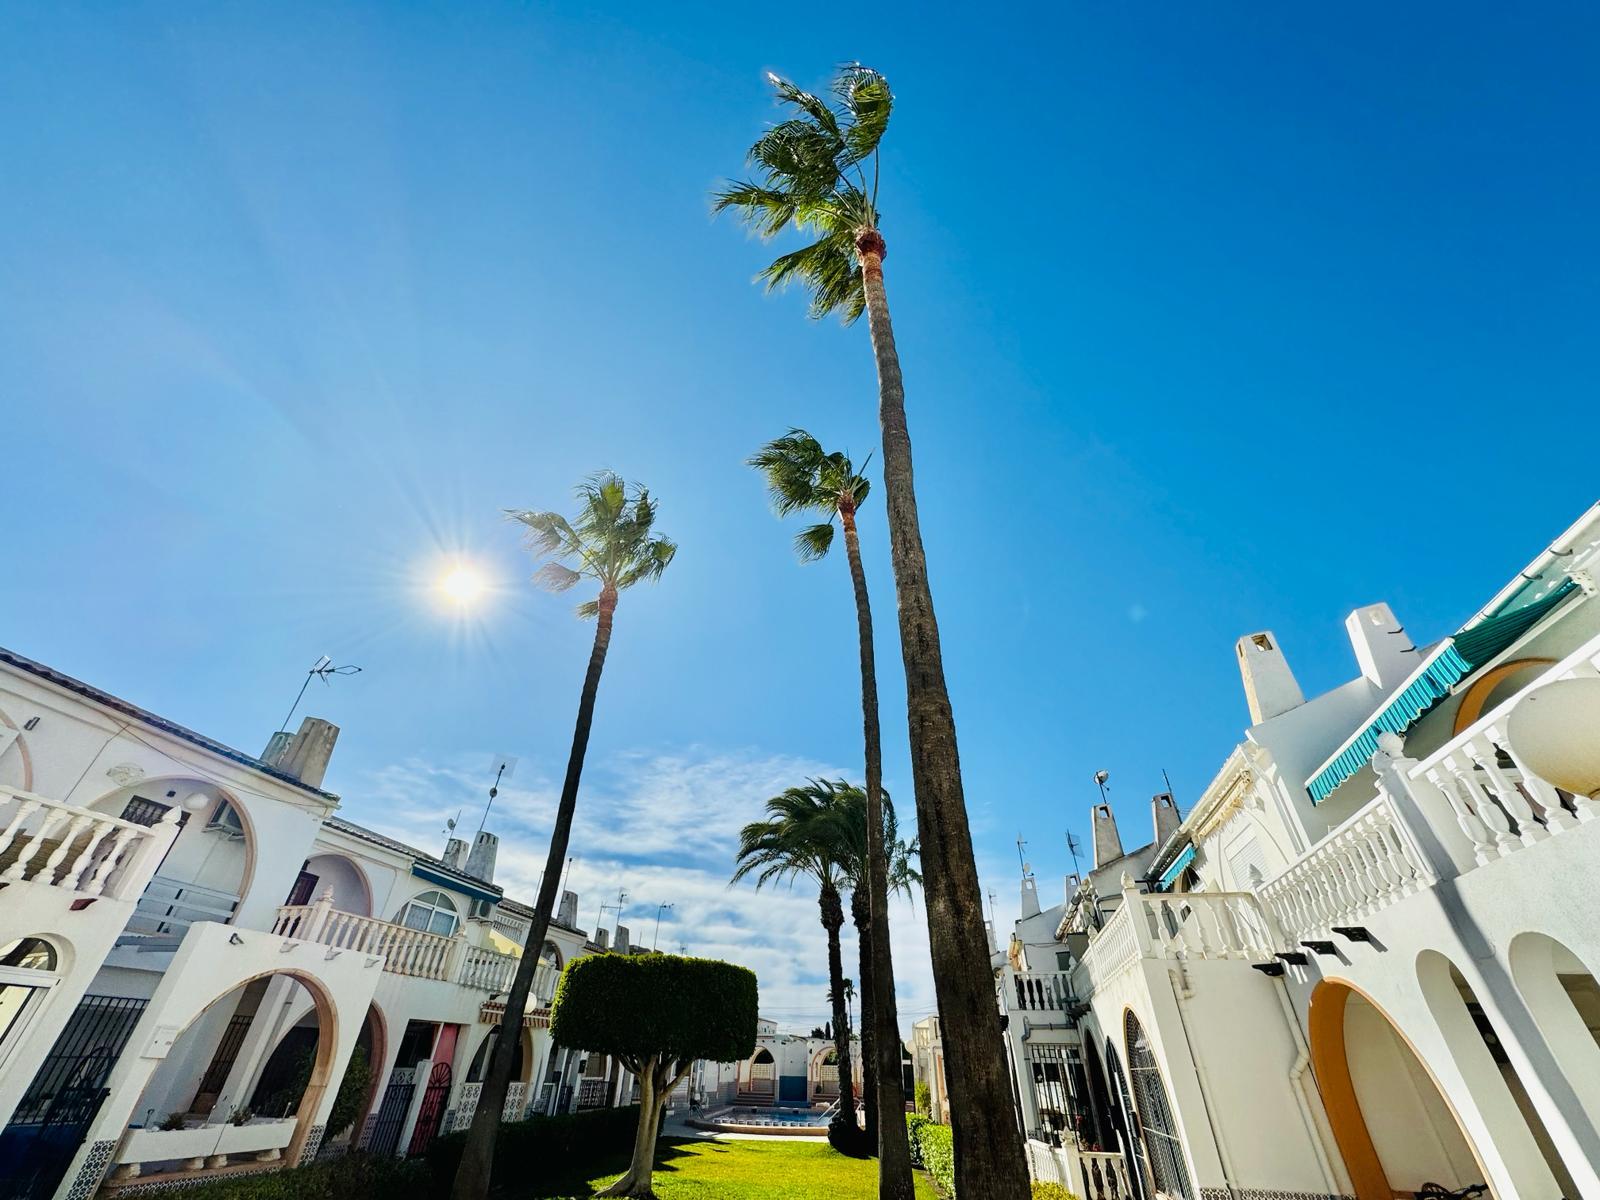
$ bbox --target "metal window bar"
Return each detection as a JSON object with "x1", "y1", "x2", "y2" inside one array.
[
  {"x1": 1124, "y1": 1015, "x2": 1194, "y2": 1200},
  {"x1": 119, "y1": 797, "x2": 171, "y2": 828},
  {"x1": 11, "y1": 995, "x2": 147, "y2": 1125},
  {"x1": 1025, "y1": 1044, "x2": 1083, "y2": 1145},
  {"x1": 195, "y1": 1013, "x2": 254, "y2": 1097}
]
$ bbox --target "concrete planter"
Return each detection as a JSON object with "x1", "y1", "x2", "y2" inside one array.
[
  {"x1": 117, "y1": 1125, "x2": 219, "y2": 1165},
  {"x1": 217, "y1": 1117, "x2": 298, "y2": 1155}
]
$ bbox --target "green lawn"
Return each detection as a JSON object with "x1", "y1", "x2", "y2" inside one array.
[{"x1": 526, "y1": 1137, "x2": 939, "y2": 1199}]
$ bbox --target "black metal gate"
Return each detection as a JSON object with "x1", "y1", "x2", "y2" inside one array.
[
  {"x1": 196, "y1": 1012, "x2": 253, "y2": 1098},
  {"x1": 366, "y1": 1069, "x2": 417, "y2": 1158},
  {"x1": 0, "y1": 994, "x2": 147, "y2": 1200},
  {"x1": 407, "y1": 1062, "x2": 453, "y2": 1156}
]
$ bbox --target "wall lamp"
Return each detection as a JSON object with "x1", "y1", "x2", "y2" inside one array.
[
  {"x1": 1273, "y1": 951, "x2": 1309, "y2": 967},
  {"x1": 1300, "y1": 940, "x2": 1339, "y2": 956},
  {"x1": 1250, "y1": 962, "x2": 1286, "y2": 977},
  {"x1": 228, "y1": 933, "x2": 245, "y2": 946}
]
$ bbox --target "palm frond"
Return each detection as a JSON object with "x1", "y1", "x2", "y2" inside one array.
[
  {"x1": 712, "y1": 181, "x2": 798, "y2": 239},
  {"x1": 795, "y1": 522, "x2": 835, "y2": 562},
  {"x1": 834, "y1": 65, "x2": 893, "y2": 165},
  {"x1": 532, "y1": 562, "x2": 582, "y2": 593}
]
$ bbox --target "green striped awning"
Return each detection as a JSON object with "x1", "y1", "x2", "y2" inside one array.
[
  {"x1": 1155, "y1": 844, "x2": 1196, "y2": 891},
  {"x1": 1306, "y1": 578, "x2": 1578, "y2": 805}
]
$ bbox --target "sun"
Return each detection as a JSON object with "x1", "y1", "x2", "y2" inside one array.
[{"x1": 439, "y1": 564, "x2": 487, "y2": 606}]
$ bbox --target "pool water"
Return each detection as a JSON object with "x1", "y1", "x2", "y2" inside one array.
[{"x1": 705, "y1": 1105, "x2": 831, "y2": 1127}]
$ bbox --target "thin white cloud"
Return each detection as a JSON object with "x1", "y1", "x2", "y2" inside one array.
[{"x1": 340, "y1": 746, "x2": 940, "y2": 1039}]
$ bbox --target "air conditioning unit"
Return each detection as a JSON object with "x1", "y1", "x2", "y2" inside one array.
[
  {"x1": 472, "y1": 898, "x2": 496, "y2": 920},
  {"x1": 204, "y1": 800, "x2": 246, "y2": 840}
]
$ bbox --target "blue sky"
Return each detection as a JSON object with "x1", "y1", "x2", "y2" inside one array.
[{"x1": 2, "y1": 3, "x2": 1595, "y2": 1030}]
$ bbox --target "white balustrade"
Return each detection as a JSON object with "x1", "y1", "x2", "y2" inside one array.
[
  {"x1": 1070, "y1": 901, "x2": 1139, "y2": 995},
  {"x1": 1134, "y1": 890, "x2": 1280, "y2": 960},
  {"x1": 1405, "y1": 631, "x2": 1600, "y2": 868},
  {"x1": 1009, "y1": 970, "x2": 1076, "y2": 1013},
  {"x1": 0, "y1": 786, "x2": 178, "y2": 899},
  {"x1": 1258, "y1": 789, "x2": 1435, "y2": 938},
  {"x1": 504, "y1": 1080, "x2": 527, "y2": 1121},
  {"x1": 458, "y1": 944, "x2": 519, "y2": 992},
  {"x1": 271, "y1": 903, "x2": 456, "y2": 980}
]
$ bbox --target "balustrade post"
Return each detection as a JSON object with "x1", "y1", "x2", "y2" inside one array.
[
  {"x1": 444, "y1": 933, "x2": 469, "y2": 983},
  {"x1": 307, "y1": 888, "x2": 336, "y2": 940},
  {"x1": 1119, "y1": 874, "x2": 1153, "y2": 958},
  {"x1": 1369, "y1": 734, "x2": 1460, "y2": 879}
]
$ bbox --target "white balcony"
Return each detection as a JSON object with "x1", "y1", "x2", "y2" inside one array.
[
  {"x1": 1071, "y1": 886, "x2": 1283, "y2": 995},
  {"x1": 1006, "y1": 970, "x2": 1076, "y2": 1014},
  {"x1": 1262, "y1": 627, "x2": 1600, "y2": 942},
  {"x1": 0, "y1": 786, "x2": 178, "y2": 901},
  {"x1": 270, "y1": 899, "x2": 536, "y2": 994}
]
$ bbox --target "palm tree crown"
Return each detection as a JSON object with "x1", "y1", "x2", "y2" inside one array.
[
  {"x1": 714, "y1": 66, "x2": 892, "y2": 323},
  {"x1": 731, "y1": 779, "x2": 855, "y2": 895},
  {"x1": 509, "y1": 472, "x2": 676, "y2": 616},
  {"x1": 832, "y1": 782, "x2": 921, "y2": 903},
  {"x1": 748, "y1": 429, "x2": 871, "y2": 562}
]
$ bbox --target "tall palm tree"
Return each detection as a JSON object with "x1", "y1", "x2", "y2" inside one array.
[
  {"x1": 748, "y1": 430, "x2": 914, "y2": 1192},
  {"x1": 833, "y1": 782, "x2": 920, "y2": 1158},
  {"x1": 732, "y1": 779, "x2": 866, "y2": 1154},
  {"x1": 452, "y1": 474, "x2": 676, "y2": 1200},
  {"x1": 717, "y1": 68, "x2": 1030, "y2": 1198}
]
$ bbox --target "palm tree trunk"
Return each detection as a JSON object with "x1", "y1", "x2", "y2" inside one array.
[
  {"x1": 855, "y1": 230, "x2": 1030, "y2": 1200},
  {"x1": 452, "y1": 587, "x2": 619, "y2": 1200},
  {"x1": 851, "y1": 888, "x2": 879, "y2": 1149},
  {"x1": 819, "y1": 884, "x2": 861, "y2": 1150},
  {"x1": 840, "y1": 500, "x2": 917, "y2": 1196}
]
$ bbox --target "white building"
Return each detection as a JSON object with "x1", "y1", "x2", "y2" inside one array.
[
  {"x1": 0, "y1": 650, "x2": 655, "y2": 1200},
  {"x1": 999, "y1": 502, "x2": 1600, "y2": 1200}
]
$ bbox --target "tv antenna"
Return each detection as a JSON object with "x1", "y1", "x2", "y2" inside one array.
[
  {"x1": 1016, "y1": 834, "x2": 1030, "y2": 876},
  {"x1": 1065, "y1": 830, "x2": 1084, "y2": 879},
  {"x1": 278, "y1": 655, "x2": 361, "y2": 734},
  {"x1": 476, "y1": 753, "x2": 518, "y2": 836},
  {"x1": 1094, "y1": 769, "x2": 1111, "y2": 803}
]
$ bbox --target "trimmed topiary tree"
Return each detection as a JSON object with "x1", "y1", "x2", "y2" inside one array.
[{"x1": 550, "y1": 952, "x2": 758, "y2": 1198}]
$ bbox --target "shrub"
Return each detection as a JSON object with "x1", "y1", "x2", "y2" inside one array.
[
  {"x1": 326, "y1": 1046, "x2": 370, "y2": 1138},
  {"x1": 161, "y1": 1153, "x2": 425, "y2": 1199},
  {"x1": 423, "y1": 1104, "x2": 643, "y2": 1197},
  {"x1": 905, "y1": 1112, "x2": 930, "y2": 1168},
  {"x1": 914, "y1": 1079, "x2": 931, "y2": 1116},
  {"x1": 915, "y1": 1120, "x2": 954, "y2": 1197},
  {"x1": 1031, "y1": 1183, "x2": 1081, "y2": 1200}
]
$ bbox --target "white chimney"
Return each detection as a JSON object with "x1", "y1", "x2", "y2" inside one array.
[
  {"x1": 442, "y1": 838, "x2": 469, "y2": 871},
  {"x1": 558, "y1": 890, "x2": 579, "y2": 927},
  {"x1": 1152, "y1": 792, "x2": 1181, "y2": 846},
  {"x1": 1237, "y1": 632, "x2": 1305, "y2": 724},
  {"x1": 1019, "y1": 872, "x2": 1040, "y2": 919},
  {"x1": 1092, "y1": 804, "x2": 1123, "y2": 868},
  {"x1": 1345, "y1": 603, "x2": 1418, "y2": 691},
  {"x1": 465, "y1": 831, "x2": 498, "y2": 882}
]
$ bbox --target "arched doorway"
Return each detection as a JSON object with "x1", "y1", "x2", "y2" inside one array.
[
  {"x1": 1079, "y1": 1039, "x2": 1118, "y2": 1154},
  {"x1": 1417, "y1": 952, "x2": 1580, "y2": 1199},
  {"x1": 1123, "y1": 1011, "x2": 1194, "y2": 1200},
  {"x1": 1309, "y1": 978, "x2": 1489, "y2": 1200},
  {"x1": 747, "y1": 1048, "x2": 776, "y2": 1098},
  {"x1": 1105, "y1": 1038, "x2": 1150, "y2": 1200}
]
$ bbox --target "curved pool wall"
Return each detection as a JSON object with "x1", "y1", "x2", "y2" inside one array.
[{"x1": 687, "y1": 1104, "x2": 832, "y2": 1137}]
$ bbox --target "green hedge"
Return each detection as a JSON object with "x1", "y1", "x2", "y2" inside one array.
[
  {"x1": 422, "y1": 1104, "x2": 642, "y2": 1195},
  {"x1": 914, "y1": 1120, "x2": 953, "y2": 1196},
  {"x1": 1031, "y1": 1183, "x2": 1081, "y2": 1200},
  {"x1": 905, "y1": 1112, "x2": 930, "y2": 1168},
  {"x1": 153, "y1": 1153, "x2": 425, "y2": 1199}
]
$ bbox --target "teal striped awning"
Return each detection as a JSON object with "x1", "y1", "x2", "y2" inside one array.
[
  {"x1": 1155, "y1": 844, "x2": 1196, "y2": 891},
  {"x1": 1306, "y1": 578, "x2": 1578, "y2": 805},
  {"x1": 412, "y1": 861, "x2": 502, "y2": 904}
]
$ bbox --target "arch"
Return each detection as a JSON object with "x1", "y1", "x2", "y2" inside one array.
[
  {"x1": 541, "y1": 940, "x2": 563, "y2": 970},
  {"x1": 1509, "y1": 931, "x2": 1600, "y2": 1132},
  {"x1": 1452, "y1": 658, "x2": 1555, "y2": 734},
  {"x1": 1416, "y1": 951, "x2": 1578, "y2": 1199},
  {"x1": 345, "y1": 1002, "x2": 388, "y2": 1141},
  {"x1": 1309, "y1": 976, "x2": 1490, "y2": 1200},
  {"x1": 1079, "y1": 1038, "x2": 1117, "y2": 1154},
  {"x1": 0, "y1": 702, "x2": 35, "y2": 791},
  {"x1": 0, "y1": 935, "x2": 63, "y2": 1069},
  {"x1": 393, "y1": 889, "x2": 460, "y2": 936},
  {"x1": 467, "y1": 1025, "x2": 529, "y2": 1084},
  {"x1": 1123, "y1": 1010, "x2": 1194, "y2": 1200},
  {"x1": 752, "y1": 1048, "x2": 774, "y2": 1065},
  {"x1": 300, "y1": 853, "x2": 372, "y2": 916},
  {"x1": 88, "y1": 777, "x2": 257, "y2": 916},
  {"x1": 1103, "y1": 1036, "x2": 1149, "y2": 1200},
  {"x1": 131, "y1": 968, "x2": 340, "y2": 1167}
]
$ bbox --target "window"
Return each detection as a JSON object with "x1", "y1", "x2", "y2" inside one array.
[
  {"x1": 396, "y1": 890, "x2": 459, "y2": 936},
  {"x1": 0, "y1": 938, "x2": 60, "y2": 1063},
  {"x1": 1125, "y1": 1012, "x2": 1194, "y2": 1200},
  {"x1": 120, "y1": 796, "x2": 171, "y2": 827},
  {"x1": 1025, "y1": 1043, "x2": 1083, "y2": 1144}
]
